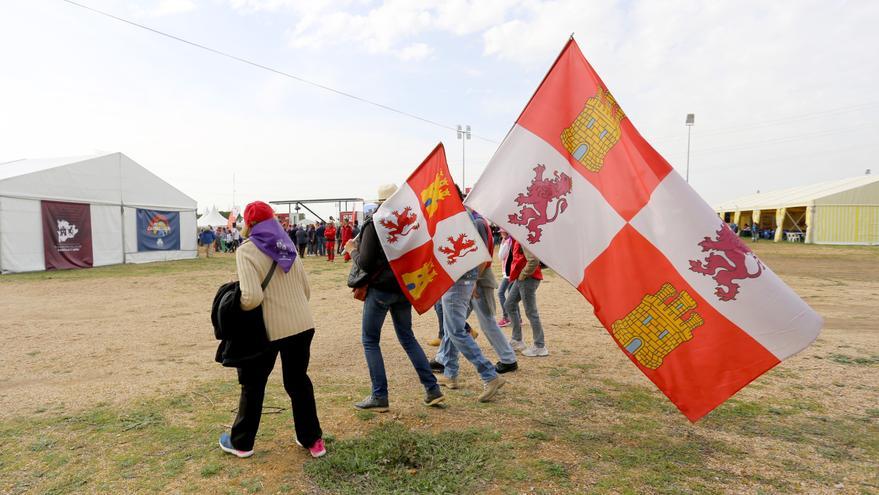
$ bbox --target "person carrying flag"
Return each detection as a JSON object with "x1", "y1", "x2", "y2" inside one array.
[
  {"x1": 347, "y1": 184, "x2": 445, "y2": 412},
  {"x1": 436, "y1": 188, "x2": 507, "y2": 401}
]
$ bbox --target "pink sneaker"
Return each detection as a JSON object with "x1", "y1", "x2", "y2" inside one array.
[
  {"x1": 308, "y1": 438, "x2": 327, "y2": 458},
  {"x1": 497, "y1": 318, "x2": 511, "y2": 328}
]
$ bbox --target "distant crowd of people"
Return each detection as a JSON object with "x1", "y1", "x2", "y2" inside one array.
[
  {"x1": 284, "y1": 218, "x2": 360, "y2": 262},
  {"x1": 197, "y1": 225, "x2": 241, "y2": 256},
  {"x1": 728, "y1": 221, "x2": 777, "y2": 242}
]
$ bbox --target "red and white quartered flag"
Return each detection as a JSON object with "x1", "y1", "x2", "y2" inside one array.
[
  {"x1": 374, "y1": 143, "x2": 490, "y2": 314},
  {"x1": 465, "y1": 38, "x2": 822, "y2": 421}
]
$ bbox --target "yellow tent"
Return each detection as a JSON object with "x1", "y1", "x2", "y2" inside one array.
[{"x1": 714, "y1": 175, "x2": 879, "y2": 245}]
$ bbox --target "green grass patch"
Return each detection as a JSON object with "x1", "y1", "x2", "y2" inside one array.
[
  {"x1": 704, "y1": 400, "x2": 878, "y2": 461},
  {"x1": 572, "y1": 419, "x2": 736, "y2": 494},
  {"x1": 355, "y1": 410, "x2": 376, "y2": 421},
  {"x1": 537, "y1": 460, "x2": 569, "y2": 480},
  {"x1": 304, "y1": 422, "x2": 499, "y2": 495},
  {"x1": 0, "y1": 256, "x2": 236, "y2": 282},
  {"x1": 0, "y1": 380, "x2": 245, "y2": 494},
  {"x1": 828, "y1": 353, "x2": 879, "y2": 366},
  {"x1": 524, "y1": 430, "x2": 550, "y2": 441}
]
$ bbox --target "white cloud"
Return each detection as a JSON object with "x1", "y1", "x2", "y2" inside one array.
[
  {"x1": 150, "y1": 0, "x2": 197, "y2": 17},
  {"x1": 288, "y1": 1, "x2": 434, "y2": 59},
  {"x1": 264, "y1": 0, "x2": 519, "y2": 61},
  {"x1": 5, "y1": 0, "x2": 879, "y2": 210},
  {"x1": 397, "y1": 42, "x2": 432, "y2": 61}
]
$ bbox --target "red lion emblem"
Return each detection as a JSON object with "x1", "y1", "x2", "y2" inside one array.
[
  {"x1": 438, "y1": 234, "x2": 478, "y2": 264},
  {"x1": 508, "y1": 164, "x2": 573, "y2": 243},
  {"x1": 379, "y1": 207, "x2": 420, "y2": 244},
  {"x1": 689, "y1": 225, "x2": 764, "y2": 301}
]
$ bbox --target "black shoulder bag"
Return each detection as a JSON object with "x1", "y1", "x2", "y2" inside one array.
[{"x1": 212, "y1": 261, "x2": 277, "y2": 366}]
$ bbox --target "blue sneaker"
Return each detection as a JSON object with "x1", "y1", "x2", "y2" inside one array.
[{"x1": 219, "y1": 432, "x2": 253, "y2": 458}]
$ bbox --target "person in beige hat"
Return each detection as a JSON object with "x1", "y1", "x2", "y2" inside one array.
[{"x1": 344, "y1": 184, "x2": 445, "y2": 411}]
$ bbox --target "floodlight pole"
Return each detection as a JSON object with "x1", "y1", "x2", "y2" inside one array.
[
  {"x1": 457, "y1": 124, "x2": 471, "y2": 188},
  {"x1": 685, "y1": 113, "x2": 695, "y2": 183}
]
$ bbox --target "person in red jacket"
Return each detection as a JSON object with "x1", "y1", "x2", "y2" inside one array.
[
  {"x1": 324, "y1": 220, "x2": 337, "y2": 262},
  {"x1": 340, "y1": 219, "x2": 354, "y2": 262},
  {"x1": 503, "y1": 239, "x2": 548, "y2": 357}
]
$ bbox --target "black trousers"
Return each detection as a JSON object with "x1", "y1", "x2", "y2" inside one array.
[{"x1": 230, "y1": 329, "x2": 322, "y2": 450}]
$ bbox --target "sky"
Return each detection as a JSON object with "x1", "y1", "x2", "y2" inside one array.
[{"x1": 2, "y1": 0, "x2": 878, "y2": 219}]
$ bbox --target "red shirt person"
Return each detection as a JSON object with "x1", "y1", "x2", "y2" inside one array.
[
  {"x1": 340, "y1": 219, "x2": 354, "y2": 262},
  {"x1": 504, "y1": 240, "x2": 547, "y2": 357},
  {"x1": 324, "y1": 222, "x2": 337, "y2": 262}
]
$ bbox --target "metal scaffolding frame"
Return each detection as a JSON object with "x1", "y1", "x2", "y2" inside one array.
[{"x1": 269, "y1": 198, "x2": 364, "y2": 224}]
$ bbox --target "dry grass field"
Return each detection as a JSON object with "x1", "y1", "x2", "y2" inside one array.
[{"x1": 0, "y1": 242, "x2": 876, "y2": 494}]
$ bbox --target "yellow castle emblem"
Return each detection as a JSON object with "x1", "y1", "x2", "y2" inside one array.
[
  {"x1": 611, "y1": 283, "x2": 704, "y2": 370},
  {"x1": 402, "y1": 261, "x2": 437, "y2": 300},
  {"x1": 420, "y1": 171, "x2": 451, "y2": 218},
  {"x1": 560, "y1": 89, "x2": 626, "y2": 173}
]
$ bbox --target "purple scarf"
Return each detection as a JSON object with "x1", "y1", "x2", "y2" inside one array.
[{"x1": 249, "y1": 219, "x2": 297, "y2": 273}]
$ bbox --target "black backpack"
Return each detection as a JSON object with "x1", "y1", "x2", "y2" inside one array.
[{"x1": 211, "y1": 262, "x2": 276, "y2": 367}]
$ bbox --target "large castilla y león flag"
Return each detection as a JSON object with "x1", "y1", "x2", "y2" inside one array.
[
  {"x1": 464, "y1": 38, "x2": 822, "y2": 421},
  {"x1": 375, "y1": 143, "x2": 491, "y2": 314}
]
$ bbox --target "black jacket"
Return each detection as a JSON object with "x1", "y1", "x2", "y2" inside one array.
[
  {"x1": 351, "y1": 217, "x2": 400, "y2": 293},
  {"x1": 212, "y1": 281, "x2": 270, "y2": 367}
]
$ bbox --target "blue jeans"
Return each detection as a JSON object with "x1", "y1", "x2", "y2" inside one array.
[
  {"x1": 505, "y1": 278, "x2": 545, "y2": 348},
  {"x1": 497, "y1": 277, "x2": 511, "y2": 319},
  {"x1": 361, "y1": 288, "x2": 439, "y2": 399},
  {"x1": 433, "y1": 301, "x2": 471, "y2": 340},
  {"x1": 440, "y1": 277, "x2": 498, "y2": 383},
  {"x1": 471, "y1": 283, "x2": 517, "y2": 364},
  {"x1": 435, "y1": 291, "x2": 515, "y2": 365}
]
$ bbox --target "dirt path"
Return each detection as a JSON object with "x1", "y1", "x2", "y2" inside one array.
[{"x1": 0, "y1": 243, "x2": 876, "y2": 422}]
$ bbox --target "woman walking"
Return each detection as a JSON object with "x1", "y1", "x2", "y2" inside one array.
[{"x1": 218, "y1": 201, "x2": 326, "y2": 459}]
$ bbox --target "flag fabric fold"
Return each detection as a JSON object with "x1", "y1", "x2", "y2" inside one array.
[
  {"x1": 375, "y1": 143, "x2": 491, "y2": 314},
  {"x1": 464, "y1": 38, "x2": 822, "y2": 421}
]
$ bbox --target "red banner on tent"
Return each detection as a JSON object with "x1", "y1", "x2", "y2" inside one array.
[{"x1": 42, "y1": 200, "x2": 93, "y2": 270}]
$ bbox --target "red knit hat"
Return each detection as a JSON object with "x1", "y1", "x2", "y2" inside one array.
[{"x1": 243, "y1": 201, "x2": 275, "y2": 227}]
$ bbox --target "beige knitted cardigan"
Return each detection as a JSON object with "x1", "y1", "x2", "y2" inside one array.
[{"x1": 236, "y1": 241, "x2": 314, "y2": 341}]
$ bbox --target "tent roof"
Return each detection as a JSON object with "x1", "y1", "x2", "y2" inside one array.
[
  {"x1": 0, "y1": 152, "x2": 196, "y2": 210},
  {"x1": 0, "y1": 154, "x2": 103, "y2": 181},
  {"x1": 715, "y1": 175, "x2": 879, "y2": 211},
  {"x1": 197, "y1": 207, "x2": 228, "y2": 228}
]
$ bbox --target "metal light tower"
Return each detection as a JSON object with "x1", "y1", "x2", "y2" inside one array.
[
  {"x1": 457, "y1": 124, "x2": 471, "y2": 188},
  {"x1": 685, "y1": 113, "x2": 695, "y2": 183}
]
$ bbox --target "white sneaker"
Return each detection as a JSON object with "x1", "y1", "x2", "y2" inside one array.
[
  {"x1": 509, "y1": 339, "x2": 526, "y2": 353},
  {"x1": 522, "y1": 345, "x2": 549, "y2": 357}
]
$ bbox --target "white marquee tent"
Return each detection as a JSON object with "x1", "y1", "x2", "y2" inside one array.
[
  {"x1": 0, "y1": 152, "x2": 197, "y2": 273},
  {"x1": 714, "y1": 174, "x2": 879, "y2": 244},
  {"x1": 197, "y1": 206, "x2": 228, "y2": 228}
]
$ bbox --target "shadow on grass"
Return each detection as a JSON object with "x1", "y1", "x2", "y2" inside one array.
[{"x1": 303, "y1": 422, "x2": 499, "y2": 495}]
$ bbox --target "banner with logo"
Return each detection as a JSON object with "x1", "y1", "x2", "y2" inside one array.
[
  {"x1": 464, "y1": 38, "x2": 821, "y2": 421},
  {"x1": 137, "y1": 209, "x2": 180, "y2": 251},
  {"x1": 42, "y1": 200, "x2": 93, "y2": 270}
]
